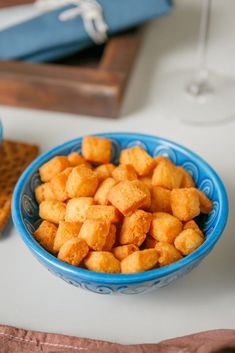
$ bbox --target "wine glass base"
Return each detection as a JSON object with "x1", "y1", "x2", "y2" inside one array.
[{"x1": 157, "y1": 69, "x2": 235, "y2": 125}]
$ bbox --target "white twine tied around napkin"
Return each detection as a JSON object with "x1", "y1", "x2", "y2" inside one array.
[{"x1": 35, "y1": 0, "x2": 108, "y2": 44}]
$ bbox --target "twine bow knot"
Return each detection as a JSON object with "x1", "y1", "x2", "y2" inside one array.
[{"x1": 35, "y1": 0, "x2": 108, "y2": 44}]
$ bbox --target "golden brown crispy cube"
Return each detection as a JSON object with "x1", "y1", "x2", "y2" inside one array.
[
  {"x1": 103, "y1": 224, "x2": 116, "y2": 251},
  {"x1": 119, "y1": 146, "x2": 155, "y2": 177},
  {"x1": 183, "y1": 220, "x2": 203, "y2": 235},
  {"x1": 112, "y1": 164, "x2": 138, "y2": 182},
  {"x1": 82, "y1": 136, "x2": 112, "y2": 164},
  {"x1": 138, "y1": 176, "x2": 152, "y2": 190},
  {"x1": 121, "y1": 249, "x2": 159, "y2": 274},
  {"x1": 155, "y1": 242, "x2": 182, "y2": 267},
  {"x1": 39, "y1": 156, "x2": 70, "y2": 182},
  {"x1": 34, "y1": 220, "x2": 57, "y2": 254},
  {"x1": 94, "y1": 177, "x2": 117, "y2": 205},
  {"x1": 68, "y1": 152, "x2": 90, "y2": 167},
  {"x1": 112, "y1": 244, "x2": 139, "y2": 261},
  {"x1": 177, "y1": 167, "x2": 195, "y2": 188},
  {"x1": 50, "y1": 167, "x2": 72, "y2": 202},
  {"x1": 152, "y1": 160, "x2": 183, "y2": 190},
  {"x1": 119, "y1": 210, "x2": 152, "y2": 246},
  {"x1": 174, "y1": 229, "x2": 204, "y2": 255},
  {"x1": 196, "y1": 189, "x2": 213, "y2": 214},
  {"x1": 53, "y1": 221, "x2": 82, "y2": 253},
  {"x1": 150, "y1": 186, "x2": 172, "y2": 213},
  {"x1": 107, "y1": 180, "x2": 147, "y2": 216},
  {"x1": 43, "y1": 183, "x2": 57, "y2": 201},
  {"x1": 95, "y1": 164, "x2": 115, "y2": 182},
  {"x1": 84, "y1": 251, "x2": 120, "y2": 273},
  {"x1": 153, "y1": 155, "x2": 172, "y2": 166},
  {"x1": 131, "y1": 180, "x2": 151, "y2": 210},
  {"x1": 150, "y1": 212, "x2": 182, "y2": 243},
  {"x1": 86, "y1": 205, "x2": 121, "y2": 223},
  {"x1": 39, "y1": 200, "x2": 66, "y2": 224},
  {"x1": 78, "y1": 219, "x2": 111, "y2": 251},
  {"x1": 66, "y1": 165, "x2": 98, "y2": 198},
  {"x1": 143, "y1": 235, "x2": 158, "y2": 249},
  {"x1": 58, "y1": 238, "x2": 89, "y2": 266},
  {"x1": 65, "y1": 197, "x2": 94, "y2": 222},
  {"x1": 35, "y1": 184, "x2": 47, "y2": 204},
  {"x1": 171, "y1": 188, "x2": 200, "y2": 221}
]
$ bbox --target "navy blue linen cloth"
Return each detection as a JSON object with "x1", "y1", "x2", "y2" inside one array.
[{"x1": 0, "y1": 0, "x2": 172, "y2": 62}]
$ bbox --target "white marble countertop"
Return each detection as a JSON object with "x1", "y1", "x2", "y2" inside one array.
[{"x1": 0, "y1": 0, "x2": 235, "y2": 344}]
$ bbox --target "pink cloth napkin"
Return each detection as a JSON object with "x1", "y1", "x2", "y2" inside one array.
[{"x1": 0, "y1": 325, "x2": 235, "y2": 353}]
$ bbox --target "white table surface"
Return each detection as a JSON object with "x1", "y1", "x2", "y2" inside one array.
[{"x1": 0, "y1": 0, "x2": 235, "y2": 345}]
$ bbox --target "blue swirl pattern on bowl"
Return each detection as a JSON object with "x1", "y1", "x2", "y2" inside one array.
[{"x1": 12, "y1": 133, "x2": 228, "y2": 295}]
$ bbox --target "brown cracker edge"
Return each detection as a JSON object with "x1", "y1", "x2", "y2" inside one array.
[{"x1": 0, "y1": 140, "x2": 39, "y2": 232}]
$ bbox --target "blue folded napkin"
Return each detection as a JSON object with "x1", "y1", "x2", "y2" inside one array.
[{"x1": 0, "y1": 0, "x2": 172, "y2": 63}]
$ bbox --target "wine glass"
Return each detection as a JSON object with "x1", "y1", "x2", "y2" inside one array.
[{"x1": 158, "y1": 0, "x2": 235, "y2": 125}]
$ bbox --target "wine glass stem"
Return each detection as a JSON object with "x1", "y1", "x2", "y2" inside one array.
[
  {"x1": 197, "y1": 0, "x2": 211, "y2": 78},
  {"x1": 186, "y1": 0, "x2": 212, "y2": 96}
]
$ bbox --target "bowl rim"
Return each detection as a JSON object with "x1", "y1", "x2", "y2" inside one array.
[{"x1": 12, "y1": 132, "x2": 229, "y2": 285}]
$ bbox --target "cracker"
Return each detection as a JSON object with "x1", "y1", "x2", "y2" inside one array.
[{"x1": 0, "y1": 140, "x2": 39, "y2": 232}]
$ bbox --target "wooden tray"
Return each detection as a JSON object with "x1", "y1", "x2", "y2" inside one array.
[{"x1": 0, "y1": 3, "x2": 142, "y2": 118}]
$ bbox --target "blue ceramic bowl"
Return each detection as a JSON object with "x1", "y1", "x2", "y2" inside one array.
[{"x1": 12, "y1": 133, "x2": 228, "y2": 295}]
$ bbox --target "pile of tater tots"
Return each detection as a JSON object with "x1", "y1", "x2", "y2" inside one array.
[{"x1": 34, "y1": 136, "x2": 212, "y2": 274}]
